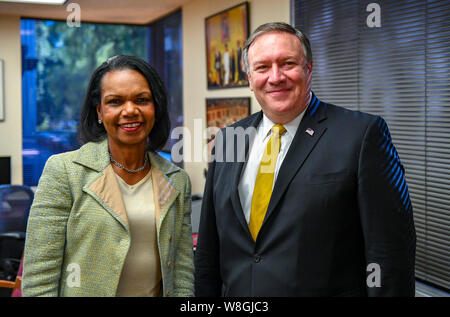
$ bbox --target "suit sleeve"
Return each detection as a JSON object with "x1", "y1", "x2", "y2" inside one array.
[
  {"x1": 22, "y1": 155, "x2": 72, "y2": 296},
  {"x1": 358, "y1": 116, "x2": 416, "y2": 296},
  {"x1": 194, "y1": 154, "x2": 222, "y2": 297}
]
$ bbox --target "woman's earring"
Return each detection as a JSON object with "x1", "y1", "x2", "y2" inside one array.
[{"x1": 98, "y1": 120, "x2": 102, "y2": 124}]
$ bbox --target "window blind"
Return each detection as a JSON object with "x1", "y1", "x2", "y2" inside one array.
[{"x1": 294, "y1": 0, "x2": 450, "y2": 291}]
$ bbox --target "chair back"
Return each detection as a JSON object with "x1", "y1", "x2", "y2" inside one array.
[{"x1": 0, "y1": 185, "x2": 34, "y2": 234}]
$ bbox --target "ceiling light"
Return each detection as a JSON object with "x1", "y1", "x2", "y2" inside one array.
[{"x1": 0, "y1": 0, "x2": 67, "y2": 5}]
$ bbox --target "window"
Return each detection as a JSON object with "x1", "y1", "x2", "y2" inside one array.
[
  {"x1": 21, "y1": 10, "x2": 183, "y2": 185},
  {"x1": 294, "y1": 0, "x2": 450, "y2": 291},
  {"x1": 21, "y1": 19, "x2": 148, "y2": 186},
  {"x1": 149, "y1": 10, "x2": 184, "y2": 157}
]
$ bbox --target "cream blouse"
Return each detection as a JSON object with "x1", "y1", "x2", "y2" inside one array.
[{"x1": 115, "y1": 169, "x2": 162, "y2": 297}]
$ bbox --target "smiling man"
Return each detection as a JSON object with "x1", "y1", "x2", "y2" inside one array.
[
  {"x1": 195, "y1": 22, "x2": 416, "y2": 297},
  {"x1": 246, "y1": 29, "x2": 312, "y2": 124}
]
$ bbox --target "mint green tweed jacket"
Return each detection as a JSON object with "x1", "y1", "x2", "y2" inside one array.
[{"x1": 22, "y1": 139, "x2": 194, "y2": 296}]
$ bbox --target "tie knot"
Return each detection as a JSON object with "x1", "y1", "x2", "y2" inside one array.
[{"x1": 272, "y1": 124, "x2": 286, "y2": 136}]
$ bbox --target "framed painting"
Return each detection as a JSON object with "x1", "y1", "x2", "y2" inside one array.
[
  {"x1": 205, "y1": 2, "x2": 249, "y2": 89},
  {"x1": 206, "y1": 97, "x2": 251, "y2": 156}
]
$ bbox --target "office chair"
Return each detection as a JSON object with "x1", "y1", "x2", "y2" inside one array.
[
  {"x1": 0, "y1": 185, "x2": 34, "y2": 233},
  {"x1": 0, "y1": 185, "x2": 34, "y2": 297},
  {"x1": 0, "y1": 234, "x2": 24, "y2": 297}
]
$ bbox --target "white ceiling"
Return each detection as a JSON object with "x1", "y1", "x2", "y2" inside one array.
[{"x1": 0, "y1": 0, "x2": 192, "y2": 25}]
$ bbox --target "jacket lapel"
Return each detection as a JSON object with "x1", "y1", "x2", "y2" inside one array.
[
  {"x1": 229, "y1": 112, "x2": 263, "y2": 238},
  {"x1": 262, "y1": 94, "x2": 328, "y2": 227},
  {"x1": 73, "y1": 139, "x2": 182, "y2": 234},
  {"x1": 74, "y1": 139, "x2": 129, "y2": 230},
  {"x1": 86, "y1": 164, "x2": 129, "y2": 228},
  {"x1": 148, "y1": 152, "x2": 181, "y2": 234}
]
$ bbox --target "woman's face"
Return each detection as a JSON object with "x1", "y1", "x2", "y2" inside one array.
[{"x1": 96, "y1": 68, "x2": 155, "y2": 151}]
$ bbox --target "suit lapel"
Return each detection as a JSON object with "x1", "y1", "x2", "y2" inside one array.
[
  {"x1": 229, "y1": 112, "x2": 263, "y2": 237},
  {"x1": 263, "y1": 94, "x2": 328, "y2": 227}
]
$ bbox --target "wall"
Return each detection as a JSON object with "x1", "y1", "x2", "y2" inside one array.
[
  {"x1": 0, "y1": 0, "x2": 290, "y2": 189},
  {"x1": 182, "y1": 0, "x2": 290, "y2": 195},
  {"x1": 0, "y1": 15, "x2": 22, "y2": 184}
]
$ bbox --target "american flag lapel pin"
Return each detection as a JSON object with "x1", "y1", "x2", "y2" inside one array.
[{"x1": 305, "y1": 128, "x2": 314, "y2": 136}]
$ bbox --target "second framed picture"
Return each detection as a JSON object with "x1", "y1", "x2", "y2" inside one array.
[
  {"x1": 206, "y1": 97, "x2": 251, "y2": 157},
  {"x1": 205, "y1": 2, "x2": 249, "y2": 89},
  {"x1": 206, "y1": 97, "x2": 250, "y2": 130}
]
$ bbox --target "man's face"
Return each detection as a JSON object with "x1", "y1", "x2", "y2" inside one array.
[{"x1": 247, "y1": 31, "x2": 313, "y2": 124}]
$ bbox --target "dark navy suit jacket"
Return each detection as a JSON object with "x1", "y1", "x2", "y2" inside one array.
[{"x1": 195, "y1": 94, "x2": 416, "y2": 296}]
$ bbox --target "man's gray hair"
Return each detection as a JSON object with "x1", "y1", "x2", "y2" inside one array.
[{"x1": 242, "y1": 22, "x2": 312, "y2": 74}]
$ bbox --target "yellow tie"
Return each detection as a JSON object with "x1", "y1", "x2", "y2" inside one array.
[{"x1": 249, "y1": 124, "x2": 287, "y2": 241}]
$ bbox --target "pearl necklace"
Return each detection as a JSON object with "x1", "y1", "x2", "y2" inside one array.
[{"x1": 109, "y1": 152, "x2": 147, "y2": 173}]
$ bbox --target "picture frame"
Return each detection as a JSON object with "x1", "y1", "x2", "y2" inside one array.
[
  {"x1": 205, "y1": 2, "x2": 249, "y2": 89},
  {"x1": 206, "y1": 97, "x2": 251, "y2": 155},
  {"x1": 0, "y1": 59, "x2": 4, "y2": 121}
]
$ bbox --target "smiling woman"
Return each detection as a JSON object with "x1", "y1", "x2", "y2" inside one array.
[
  {"x1": 96, "y1": 68, "x2": 156, "y2": 182},
  {"x1": 22, "y1": 55, "x2": 194, "y2": 297}
]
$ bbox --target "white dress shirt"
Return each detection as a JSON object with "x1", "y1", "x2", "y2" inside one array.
[{"x1": 238, "y1": 106, "x2": 308, "y2": 225}]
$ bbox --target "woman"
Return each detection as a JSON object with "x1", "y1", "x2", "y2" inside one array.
[{"x1": 22, "y1": 55, "x2": 194, "y2": 297}]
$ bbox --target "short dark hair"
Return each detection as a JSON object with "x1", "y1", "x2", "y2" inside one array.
[
  {"x1": 77, "y1": 55, "x2": 170, "y2": 151},
  {"x1": 242, "y1": 22, "x2": 313, "y2": 73}
]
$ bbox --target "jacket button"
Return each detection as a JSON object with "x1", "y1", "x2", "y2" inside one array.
[{"x1": 254, "y1": 254, "x2": 261, "y2": 263}]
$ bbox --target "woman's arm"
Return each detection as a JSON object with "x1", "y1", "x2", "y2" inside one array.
[{"x1": 22, "y1": 155, "x2": 72, "y2": 296}]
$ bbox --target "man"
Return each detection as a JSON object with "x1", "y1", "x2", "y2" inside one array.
[
  {"x1": 195, "y1": 22, "x2": 416, "y2": 296},
  {"x1": 223, "y1": 43, "x2": 231, "y2": 86},
  {"x1": 214, "y1": 48, "x2": 222, "y2": 86},
  {"x1": 236, "y1": 40, "x2": 246, "y2": 83}
]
